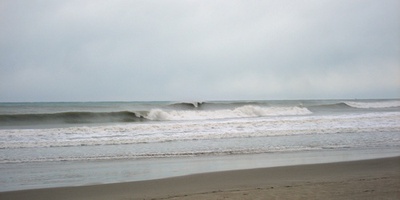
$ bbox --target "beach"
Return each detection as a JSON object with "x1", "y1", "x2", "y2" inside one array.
[
  {"x1": 1, "y1": 100, "x2": 399, "y2": 197},
  {"x1": 1, "y1": 156, "x2": 399, "y2": 200},
  {"x1": 2, "y1": 0, "x2": 400, "y2": 198}
]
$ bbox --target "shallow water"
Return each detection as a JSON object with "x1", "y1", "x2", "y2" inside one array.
[{"x1": 0, "y1": 147, "x2": 399, "y2": 192}]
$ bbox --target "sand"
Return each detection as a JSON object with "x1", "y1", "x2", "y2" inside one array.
[{"x1": 1, "y1": 156, "x2": 399, "y2": 200}]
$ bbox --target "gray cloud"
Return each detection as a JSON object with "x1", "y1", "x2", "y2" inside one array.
[{"x1": 0, "y1": 0, "x2": 399, "y2": 101}]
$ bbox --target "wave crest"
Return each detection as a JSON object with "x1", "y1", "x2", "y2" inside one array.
[
  {"x1": 0, "y1": 105, "x2": 313, "y2": 126},
  {"x1": 234, "y1": 105, "x2": 311, "y2": 117},
  {"x1": 0, "y1": 111, "x2": 146, "y2": 126},
  {"x1": 344, "y1": 100, "x2": 400, "y2": 109},
  {"x1": 146, "y1": 109, "x2": 172, "y2": 121},
  {"x1": 143, "y1": 105, "x2": 311, "y2": 121},
  {"x1": 168, "y1": 102, "x2": 204, "y2": 109}
]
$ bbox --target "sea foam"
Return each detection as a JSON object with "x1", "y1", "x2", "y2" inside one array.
[{"x1": 145, "y1": 105, "x2": 311, "y2": 121}]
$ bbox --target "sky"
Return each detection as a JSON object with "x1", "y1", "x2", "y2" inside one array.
[{"x1": 0, "y1": 0, "x2": 399, "y2": 102}]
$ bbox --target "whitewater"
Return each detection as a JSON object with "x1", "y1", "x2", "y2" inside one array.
[{"x1": 0, "y1": 99, "x2": 399, "y2": 191}]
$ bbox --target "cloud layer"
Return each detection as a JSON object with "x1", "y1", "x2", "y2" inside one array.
[{"x1": 1, "y1": 0, "x2": 399, "y2": 101}]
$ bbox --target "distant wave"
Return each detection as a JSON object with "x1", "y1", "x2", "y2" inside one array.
[
  {"x1": 146, "y1": 105, "x2": 312, "y2": 121},
  {"x1": 0, "y1": 111, "x2": 147, "y2": 126},
  {"x1": 2, "y1": 100, "x2": 398, "y2": 126},
  {"x1": 307, "y1": 100, "x2": 400, "y2": 111},
  {"x1": 308, "y1": 102, "x2": 353, "y2": 110},
  {"x1": 168, "y1": 102, "x2": 205, "y2": 109},
  {"x1": 343, "y1": 100, "x2": 400, "y2": 109},
  {"x1": 166, "y1": 100, "x2": 400, "y2": 111},
  {"x1": 167, "y1": 101, "x2": 267, "y2": 110},
  {"x1": 0, "y1": 105, "x2": 312, "y2": 126},
  {"x1": 1, "y1": 111, "x2": 399, "y2": 150}
]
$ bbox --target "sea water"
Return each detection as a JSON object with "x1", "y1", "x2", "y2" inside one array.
[{"x1": 0, "y1": 99, "x2": 399, "y2": 191}]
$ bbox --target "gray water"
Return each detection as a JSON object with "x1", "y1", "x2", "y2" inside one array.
[{"x1": 0, "y1": 99, "x2": 399, "y2": 191}]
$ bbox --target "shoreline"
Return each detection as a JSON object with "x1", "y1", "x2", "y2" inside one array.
[
  {"x1": 1, "y1": 156, "x2": 399, "y2": 200},
  {"x1": 1, "y1": 147, "x2": 399, "y2": 192}
]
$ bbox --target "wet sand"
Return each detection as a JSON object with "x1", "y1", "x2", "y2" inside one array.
[{"x1": 1, "y1": 156, "x2": 399, "y2": 200}]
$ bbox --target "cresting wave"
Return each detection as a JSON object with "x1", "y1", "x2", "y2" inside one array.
[
  {"x1": 0, "y1": 111, "x2": 146, "y2": 126},
  {"x1": 343, "y1": 100, "x2": 400, "y2": 109},
  {"x1": 307, "y1": 100, "x2": 400, "y2": 110},
  {"x1": 1, "y1": 100, "x2": 398, "y2": 126},
  {"x1": 0, "y1": 105, "x2": 311, "y2": 126},
  {"x1": 1, "y1": 111, "x2": 399, "y2": 149},
  {"x1": 146, "y1": 105, "x2": 311, "y2": 121}
]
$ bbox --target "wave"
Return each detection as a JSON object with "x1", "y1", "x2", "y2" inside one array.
[
  {"x1": 3, "y1": 100, "x2": 398, "y2": 126},
  {"x1": 307, "y1": 100, "x2": 400, "y2": 112},
  {"x1": 343, "y1": 100, "x2": 400, "y2": 109},
  {"x1": 2, "y1": 111, "x2": 399, "y2": 149},
  {"x1": 0, "y1": 111, "x2": 147, "y2": 126},
  {"x1": 168, "y1": 102, "x2": 205, "y2": 109},
  {"x1": 166, "y1": 100, "x2": 400, "y2": 111},
  {"x1": 308, "y1": 102, "x2": 354, "y2": 110},
  {"x1": 167, "y1": 101, "x2": 269, "y2": 110},
  {"x1": 0, "y1": 105, "x2": 312, "y2": 126},
  {"x1": 146, "y1": 105, "x2": 312, "y2": 121}
]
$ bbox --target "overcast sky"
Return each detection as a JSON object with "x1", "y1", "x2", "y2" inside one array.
[{"x1": 1, "y1": 0, "x2": 399, "y2": 102}]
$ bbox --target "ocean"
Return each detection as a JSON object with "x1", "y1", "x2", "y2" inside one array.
[{"x1": 1, "y1": 99, "x2": 400, "y2": 191}]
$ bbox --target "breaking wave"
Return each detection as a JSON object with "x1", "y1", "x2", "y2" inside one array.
[
  {"x1": 343, "y1": 100, "x2": 400, "y2": 109},
  {"x1": 1, "y1": 111, "x2": 399, "y2": 149},
  {"x1": 146, "y1": 105, "x2": 311, "y2": 121},
  {"x1": 0, "y1": 105, "x2": 312, "y2": 126},
  {"x1": 307, "y1": 100, "x2": 400, "y2": 111},
  {"x1": 2, "y1": 100, "x2": 399, "y2": 127}
]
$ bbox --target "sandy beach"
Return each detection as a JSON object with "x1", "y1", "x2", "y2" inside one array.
[{"x1": 1, "y1": 156, "x2": 399, "y2": 200}]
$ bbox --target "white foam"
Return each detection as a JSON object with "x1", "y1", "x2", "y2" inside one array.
[
  {"x1": 233, "y1": 105, "x2": 312, "y2": 117},
  {"x1": 146, "y1": 109, "x2": 173, "y2": 120},
  {"x1": 1, "y1": 112, "x2": 399, "y2": 149},
  {"x1": 145, "y1": 105, "x2": 311, "y2": 121}
]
